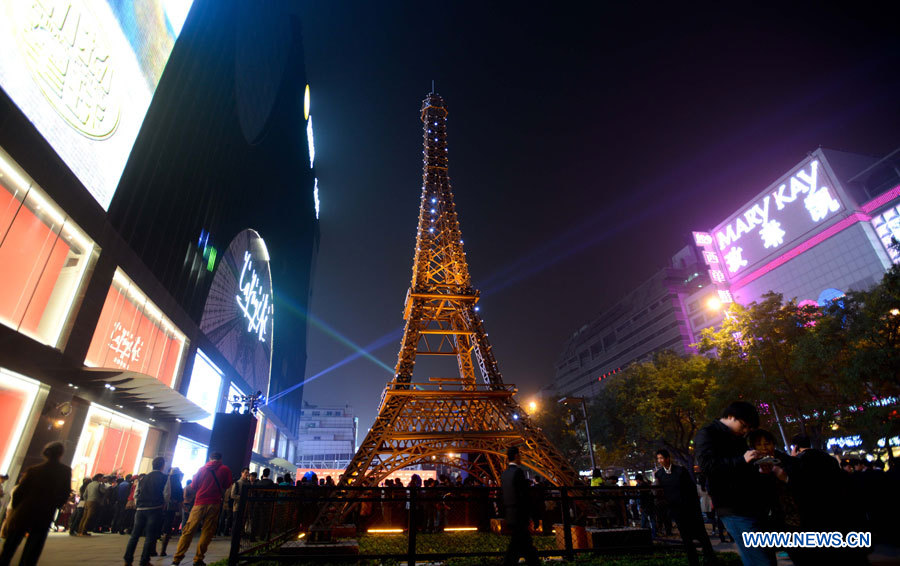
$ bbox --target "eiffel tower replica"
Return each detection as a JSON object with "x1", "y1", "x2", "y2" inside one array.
[{"x1": 335, "y1": 91, "x2": 577, "y2": 490}]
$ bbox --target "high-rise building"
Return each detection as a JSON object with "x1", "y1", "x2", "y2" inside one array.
[
  {"x1": 297, "y1": 402, "x2": 358, "y2": 470},
  {"x1": 0, "y1": 1, "x2": 317, "y2": 483},
  {"x1": 545, "y1": 245, "x2": 707, "y2": 399},
  {"x1": 545, "y1": 146, "x2": 900, "y2": 401}
]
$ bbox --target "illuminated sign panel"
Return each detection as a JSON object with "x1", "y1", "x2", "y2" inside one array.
[
  {"x1": 712, "y1": 159, "x2": 845, "y2": 278},
  {"x1": 236, "y1": 251, "x2": 271, "y2": 342},
  {"x1": 871, "y1": 204, "x2": 900, "y2": 263},
  {"x1": 200, "y1": 230, "x2": 273, "y2": 398},
  {"x1": 0, "y1": 0, "x2": 194, "y2": 210},
  {"x1": 85, "y1": 270, "x2": 187, "y2": 388}
]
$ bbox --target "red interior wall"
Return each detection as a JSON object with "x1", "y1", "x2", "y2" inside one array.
[
  {"x1": 0, "y1": 387, "x2": 28, "y2": 470},
  {"x1": 0, "y1": 196, "x2": 60, "y2": 329}
]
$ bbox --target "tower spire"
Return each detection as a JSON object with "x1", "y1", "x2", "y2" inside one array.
[{"x1": 312, "y1": 92, "x2": 576, "y2": 504}]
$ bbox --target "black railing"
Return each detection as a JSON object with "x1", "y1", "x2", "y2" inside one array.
[{"x1": 228, "y1": 484, "x2": 678, "y2": 565}]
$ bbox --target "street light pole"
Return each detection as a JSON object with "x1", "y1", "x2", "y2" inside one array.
[{"x1": 560, "y1": 396, "x2": 596, "y2": 470}]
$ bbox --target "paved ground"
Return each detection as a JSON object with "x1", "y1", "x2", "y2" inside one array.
[
  {"x1": 5, "y1": 529, "x2": 898, "y2": 565},
  {"x1": 9, "y1": 531, "x2": 231, "y2": 566}
]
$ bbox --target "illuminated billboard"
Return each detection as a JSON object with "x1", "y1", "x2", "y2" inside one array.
[
  {"x1": 85, "y1": 269, "x2": 188, "y2": 388},
  {"x1": 711, "y1": 158, "x2": 846, "y2": 279},
  {"x1": 871, "y1": 204, "x2": 900, "y2": 264},
  {"x1": 200, "y1": 229, "x2": 274, "y2": 398},
  {"x1": 0, "y1": 0, "x2": 194, "y2": 210}
]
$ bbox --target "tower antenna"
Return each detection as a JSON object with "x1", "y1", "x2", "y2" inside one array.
[{"x1": 431, "y1": 79, "x2": 435, "y2": 93}]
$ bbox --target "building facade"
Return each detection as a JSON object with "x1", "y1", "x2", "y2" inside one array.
[
  {"x1": 0, "y1": 0, "x2": 318, "y2": 484},
  {"x1": 546, "y1": 147, "x2": 900, "y2": 400},
  {"x1": 693, "y1": 148, "x2": 898, "y2": 311},
  {"x1": 297, "y1": 402, "x2": 359, "y2": 470},
  {"x1": 545, "y1": 246, "x2": 707, "y2": 398}
]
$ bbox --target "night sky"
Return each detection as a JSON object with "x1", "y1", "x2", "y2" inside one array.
[{"x1": 294, "y1": 1, "x2": 900, "y2": 436}]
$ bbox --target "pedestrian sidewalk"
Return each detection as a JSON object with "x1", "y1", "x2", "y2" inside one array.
[{"x1": 6, "y1": 531, "x2": 230, "y2": 566}]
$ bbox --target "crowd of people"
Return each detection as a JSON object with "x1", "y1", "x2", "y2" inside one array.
[
  {"x1": 1, "y1": 408, "x2": 898, "y2": 566},
  {"x1": 0, "y1": 445, "x2": 247, "y2": 566},
  {"x1": 646, "y1": 401, "x2": 900, "y2": 566}
]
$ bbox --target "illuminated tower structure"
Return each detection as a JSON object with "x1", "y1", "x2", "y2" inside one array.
[{"x1": 337, "y1": 92, "x2": 576, "y2": 490}]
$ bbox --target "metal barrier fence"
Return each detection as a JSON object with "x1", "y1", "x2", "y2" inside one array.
[{"x1": 228, "y1": 484, "x2": 679, "y2": 565}]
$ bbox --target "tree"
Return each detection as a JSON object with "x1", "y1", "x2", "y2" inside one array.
[
  {"x1": 588, "y1": 351, "x2": 720, "y2": 470},
  {"x1": 529, "y1": 395, "x2": 592, "y2": 472},
  {"x1": 697, "y1": 293, "x2": 847, "y2": 444}
]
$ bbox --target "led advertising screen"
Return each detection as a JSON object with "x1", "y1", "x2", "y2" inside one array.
[
  {"x1": 711, "y1": 158, "x2": 846, "y2": 280},
  {"x1": 0, "y1": 0, "x2": 194, "y2": 210},
  {"x1": 200, "y1": 229, "x2": 274, "y2": 399}
]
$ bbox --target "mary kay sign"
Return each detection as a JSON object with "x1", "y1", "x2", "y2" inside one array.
[{"x1": 711, "y1": 159, "x2": 845, "y2": 278}]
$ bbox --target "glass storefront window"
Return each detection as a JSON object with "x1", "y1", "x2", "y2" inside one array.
[
  {"x1": 71, "y1": 403, "x2": 149, "y2": 490},
  {"x1": 84, "y1": 269, "x2": 187, "y2": 389},
  {"x1": 0, "y1": 148, "x2": 97, "y2": 348},
  {"x1": 253, "y1": 415, "x2": 264, "y2": 453},
  {"x1": 186, "y1": 350, "x2": 223, "y2": 429},
  {"x1": 263, "y1": 419, "x2": 277, "y2": 458},
  {"x1": 277, "y1": 432, "x2": 287, "y2": 459},
  {"x1": 171, "y1": 436, "x2": 208, "y2": 484},
  {"x1": 227, "y1": 382, "x2": 246, "y2": 413},
  {"x1": 0, "y1": 368, "x2": 42, "y2": 475}
]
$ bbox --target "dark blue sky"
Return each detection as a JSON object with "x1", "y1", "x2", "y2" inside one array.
[{"x1": 295, "y1": 1, "x2": 900, "y2": 434}]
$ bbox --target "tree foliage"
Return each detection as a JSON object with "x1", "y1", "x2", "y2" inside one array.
[{"x1": 586, "y1": 263, "x2": 900, "y2": 467}]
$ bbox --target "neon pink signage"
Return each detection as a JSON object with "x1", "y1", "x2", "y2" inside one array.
[{"x1": 711, "y1": 159, "x2": 845, "y2": 278}]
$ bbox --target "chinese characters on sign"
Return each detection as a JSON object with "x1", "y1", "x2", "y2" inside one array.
[
  {"x1": 13, "y1": 0, "x2": 120, "y2": 140},
  {"x1": 108, "y1": 321, "x2": 143, "y2": 368},
  {"x1": 692, "y1": 231, "x2": 731, "y2": 303},
  {"x1": 712, "y1": 159, "x2": 845, "y2": 277},
  {"x1": 236, "y1": 251, "x2": 272, "y2": 342}
]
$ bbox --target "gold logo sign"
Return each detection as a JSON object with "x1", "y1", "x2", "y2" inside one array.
[{"x1": 13, "y1": 0, "x2": 120, "y2": 139}]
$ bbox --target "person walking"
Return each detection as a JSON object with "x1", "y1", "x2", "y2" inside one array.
[
  {"x1": 0, "y1": 442, "x2": 71, "y2": 566},
  {"x1": 113, "y1": 474, "x2": 133, "y2": 534},
  {"x1": 229, "y1": 468, "x2": 251, "y2": 539},
  {"x1": 123, "y1": 457, "x2": 168, "y2": 566},
  {"x1": 78, "y1": 473, "x2": 108, "y2": 535},
  {"x1": 695, "y1": 401, "x2": 774, "y2": 566},
  {"x1": 180, "y1": 479, "x2": 195, "y2": 531},
  {"x1": 654, "y1": 449, "x2": 718, "y2": 566},
  {"x1": 171, "y1": 452, "x2": 232, "y2": 566},
  {"x1": 501, "y1": 445, "x2": 540, "y2": 566},
  {"x1": 160, "y1": 468, "x2": 185, "y2": 557}
]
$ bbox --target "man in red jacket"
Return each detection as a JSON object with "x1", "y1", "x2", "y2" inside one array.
[{"x1": 172, "y1": 452, "x2": 232, "y2": 566}]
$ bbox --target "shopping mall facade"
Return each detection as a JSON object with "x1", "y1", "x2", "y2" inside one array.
[
  {"x1": 548, "y1": 147, "x2": 900, "y2": 427},
  {"x1": 0, "y1": 1, "x2": 318, "y2": 485}
]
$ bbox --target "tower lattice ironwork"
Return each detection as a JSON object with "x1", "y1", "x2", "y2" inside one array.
[{"x1": 335, "y1": 91, "x2": 577, "y2": 490}]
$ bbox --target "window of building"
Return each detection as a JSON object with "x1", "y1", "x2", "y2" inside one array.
[
  {"x1": 71, "y1": 403, "x2": 149, "y2": 490},
  {"x1": 84, "y1": 270, "x2": 187, "y2": 389},
  {"x1": 602, "y1": 332, "x2": 616, "y2": 349},
  {"x1": 253, "y1": 415, "x2": 264, "y2": 453},
  {"x1": 0, "y1": 367, "x2": 43, "y2": 476},
  {"x1": 186, "y1": 350, "x2": 224, "y2": 429},
  {"x1": 227, "y1": 382, "x2": 246, "y2": 413},
  {"x1": 0, "y1": 148, "x2": 97, "y2": 348},
  {"x1": 263, "y1": 420, "x2": 277, "y2": 457},
  {"x1": 171, "y1": 436, "x2": 208, "y2": 486}
]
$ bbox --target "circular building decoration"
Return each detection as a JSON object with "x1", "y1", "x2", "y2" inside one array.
[{"x1": 200, "y1": 229, "x2": 273, "y2": 397}]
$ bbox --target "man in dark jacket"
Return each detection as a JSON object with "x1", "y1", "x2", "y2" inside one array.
[
  {"x1": 0, "y1": 442, "x2": 71, "y2": 566},
  {"x1": 654, "y1": 450, "x2": 717, "y2": 565},
  {"x1": 123, "y1": 456, "x2": 168, "y2": 566},
  {"x1": 113, "y1": 474, "x2": 133, "y2": 534},
  {"x1": 501, "y1": 445, "x2": 540, "y2": 566},
  {"x1": 694, "y1": 401, "x2": 775, "y2": 566}
]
